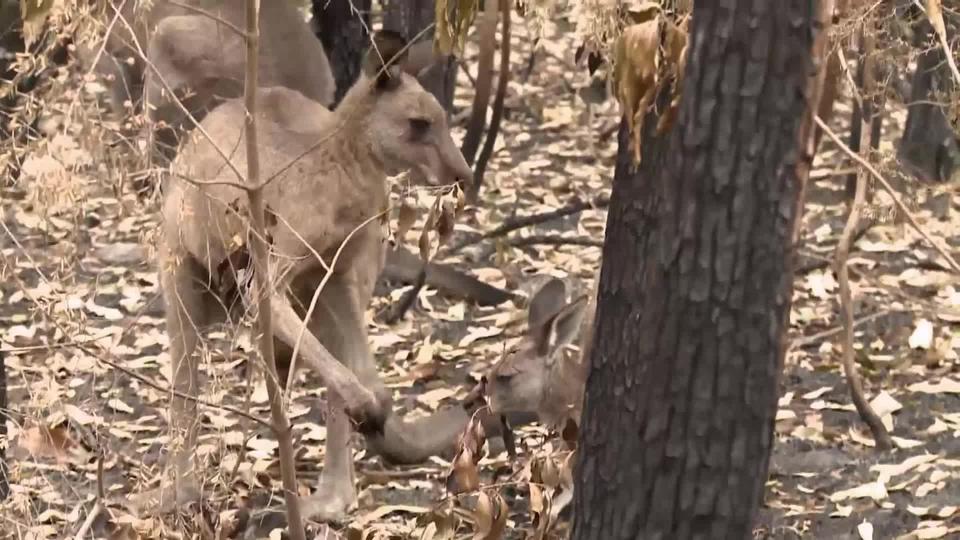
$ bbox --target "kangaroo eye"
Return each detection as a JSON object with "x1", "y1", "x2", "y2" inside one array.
[
  {"x1": 495, "y1": 373, "x2": 513, "y2": 384},
  {"x1": 409, "y1": 118, "x2": 431, "y2": 139}
]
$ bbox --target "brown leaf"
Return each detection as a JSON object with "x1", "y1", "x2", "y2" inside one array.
[
  {"x1": 445, "y1": 414, "x2": 487, "y2": 494},
  {"x1": 17, "y1": 424, "x2": 76, "y2": 464},
  {"x1": 437, "y1": 199, "x2": 456, "y2": 248},
  {"x1": 472, "y1": 490, "x2": 508, "y2": 540},
  {"x1": 529, "y1": 483, "x2": 554, "y2": 540},
  {"x1": 445, "y1": 446, "x2": 480, "y2": 494}
]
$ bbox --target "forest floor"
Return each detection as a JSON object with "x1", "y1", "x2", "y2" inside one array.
[{"x1": 2, "y1": 9, "x2": 960, "y2": 540}]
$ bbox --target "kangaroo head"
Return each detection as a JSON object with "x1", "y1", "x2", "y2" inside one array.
[
  {"x1": 352, "y1": 30, "x2": 472, "y2": 188},
  {"x1": 486, "y1": 277, "x2": 589, "y2": 419}
]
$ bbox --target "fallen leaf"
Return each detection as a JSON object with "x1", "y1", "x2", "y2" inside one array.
[
  {"x1": 107, "y1": 398, "x2": 135, "y2": 414},
  {"x1": 829, "y1": 481, "x2": 888, "y2": 502},
  {"x1": 908, "y1": 379, "x2": 960, "y2": 395},
  {"x1": 909, "y1": 319, "x2": 935, "y2": 349}
]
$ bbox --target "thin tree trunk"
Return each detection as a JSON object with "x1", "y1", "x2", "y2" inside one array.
[
  {"x1": 312, "y1": 0, "x2": 371, "y2": 107},
  {"x1": 0, "y1": 350, "x2": 7, "y2": 501},
  {"x1": 382, "y1": 0, "x2": 456, "y2": 111},
  {"x1": 898, "y1": 5, "x2": 960, "y2": 184},
  {"x1": 571, "y1": 1, "x2": 820, "y2": 538}
]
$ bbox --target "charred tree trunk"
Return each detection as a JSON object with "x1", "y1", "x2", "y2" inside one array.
[
  {"x1": 0, "y1": 349, "x2": 7, "y2": 501},
  {"x1": 898, "y1": 8, "x2": 960, "y2": 184},
  {"x1": 571, "y1": 1, "x2": 819, "y2": 538},
  {"x1": 1, "y1": 0, "x2": 23, "y2": 145},
  {"x1": 312, "y1": 0, "x2": 371, "y2": 107},
  {"x1": 382, "y1": 0, "x2": 456, "y2": 111}
]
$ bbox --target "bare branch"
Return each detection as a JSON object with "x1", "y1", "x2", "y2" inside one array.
[
  {"x1": 834, "y1": 112, "x2": 894, "y2": 451},
  {"x1": 815, "y1": 116, "x2": 960, "y2": 273},
  {"x1": 239, "y1": 0, "x2": 306, "y2": 536}
]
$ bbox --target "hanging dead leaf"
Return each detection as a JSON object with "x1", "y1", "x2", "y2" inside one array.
[
  {"x1": 529, "y1": 482, "x2": 554, "y2": 540},
  {"x1": 435, "y1": 0, "x2": 479, "y2": 56},
  {"x1": 445, "y1": 414, "x2": 487, "y2": 494},
  {"x1": 437, "y1": 199, "x2": 456, "y2": 248},
  {"x1": 613, "y1": 19, "x2": 660, "y2": 166},
  {"x1": 472, "y1": 490, "x2": 508, "y2": 540}
]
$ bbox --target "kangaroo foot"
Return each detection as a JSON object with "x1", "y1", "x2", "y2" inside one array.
[{"x1": 300, "y1": 473, "x2": 357, "y2": 523}]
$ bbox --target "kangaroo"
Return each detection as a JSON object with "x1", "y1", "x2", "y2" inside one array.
[
  {"x1": 77, "y1": 0, "x2": 336, "y2": 157},
  {"x1": 485, "y1": 276, "x2": 596, "y2": 433},
  {"x1": 135, "y1": 31, "x2": 475, "y2": 522}
]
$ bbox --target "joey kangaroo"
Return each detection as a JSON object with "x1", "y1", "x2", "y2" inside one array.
[
  {"x1": 485, "y1": 276, "x2": 597, "y2": 432},
  {"x1": 78, "y1": 0, "x2": 336, "y2": 157},
  {"x1": 141, "y1": 31, "x2": 475, "y2": 521}
]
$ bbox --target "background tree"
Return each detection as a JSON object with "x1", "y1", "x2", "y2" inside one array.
[
  {"x1": 382, "y1": 0, "x2": 456, "y2": 110},
  {"x1": 898, "y1": 5, "x2": 960, "y2": 184},
  {"x1": 312, "y1": 0, "x2": 371, "y2": 106},
  {"x1": 572, "y1": 1, "x2": 822, "y2": 538}
]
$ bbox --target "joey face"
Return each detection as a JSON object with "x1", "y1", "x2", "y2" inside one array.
[
  {"x1": 486, "y1": 339, "x2": 556, "y2": 415},
  {"x1": 485, "y1": 278, "x2": 589, "y2": 419},
  {"x1": 367, "y1": 76, "x2": 473, "y2": 188}
]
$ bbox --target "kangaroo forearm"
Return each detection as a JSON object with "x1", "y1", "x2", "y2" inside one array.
[{"x1": 364, "y1": 405, "x2": 470, "y2": 465}]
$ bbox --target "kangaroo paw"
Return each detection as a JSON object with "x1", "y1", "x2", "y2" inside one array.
[{"x1": 300, "y1": 474, "x2": 357, "y2": 523}]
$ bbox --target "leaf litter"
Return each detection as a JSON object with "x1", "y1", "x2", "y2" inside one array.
[{"x1": 1, "y1": 5, "x2": 960, "y2": 540}]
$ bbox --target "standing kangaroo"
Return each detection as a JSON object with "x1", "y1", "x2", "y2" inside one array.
[
  {"x1": 78, "y1": 0, "x2": 336, "y2": 157},
  {"x1": 137, "y1": 31, "x2": 475, "y2": 521},
  {"x1": 485, "y1": 276, "x2": 596, "y2": 432}
]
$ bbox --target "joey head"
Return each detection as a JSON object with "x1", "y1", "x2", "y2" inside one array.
[
  {"x1": 138, "y1": 30, "x2": 473, "y2": 522},
  {"x1": 486, "y1": 277, "x2": 595, "y2": 431}
]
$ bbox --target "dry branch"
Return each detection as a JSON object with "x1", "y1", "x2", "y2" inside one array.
[
  {"x1": 835, "y1": 115, "x2": 894, "y2": 451},
  {"x1": 815, "y1": 116, "x2": 960, "y2": 273},
  {"x1": 239, "y1": 0, "x2": 305, "y2": 537},
  {"x1": 830, "y1": 20, "x2": 894, "y2": 450},
  {"x1": 450, "y1": 194, "x2": 610, "y2": 253},
  {"x1": 469, "y1": 0, "x2": 511, "y2": 201}
]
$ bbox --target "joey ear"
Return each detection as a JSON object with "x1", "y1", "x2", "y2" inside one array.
[
  {"x1": 528, "y1": 277, "x2": 567, "y2": 331},
  {"x1": 363, "y1": 30, "x2": 409, "y2": 90},
  {"x1": 535, "y1": 295, "x2": 589, "y2": 359}
]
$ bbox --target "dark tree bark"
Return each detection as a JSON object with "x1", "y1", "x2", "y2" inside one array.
[
  {"x1": 897, "y1": 9, "x2": 960, "y2": 184},
  {"x1": 312, "y1": 0, "x2": 371, "y2": 107},
  {"x1": 382, "y1": 0, "x2": 456, "y2": 111},
  {"x1": 572, "y1": 2, "x2": 820, "y2": 539},
  {"x1": 0, "y1": 349, "x2": 7, "y2": 501}
]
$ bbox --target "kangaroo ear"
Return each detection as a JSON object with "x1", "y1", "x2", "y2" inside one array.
[
  {"x1": 536, "y1": 295, "x2": 589, "y2": 359},
  {"x1": 363, "y1": 30, "x2": 408, "y2": 90},
  {"x1": 528, "y1": 277, "x2": 567, "y2": 331},
  {"x1": 403, "y1": 38, "x2": 444, "y2": 78}
]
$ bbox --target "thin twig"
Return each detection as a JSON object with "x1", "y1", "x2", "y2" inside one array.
[
  {"x1": 815, "y1": 116, "x2": 960, "y2": 273},
  {"x1": 72, "y1": 438, "x2": 106, "y2": 539},
  {"x1": 834, "y1": 94, "x2": 894, "y2": 450},
  {"x1": 72, "y1": 501, "x2": 102, "y2": 540},
  {"x1": 914, "y1": 0, "x2": 960, "y2": 86},
  {"x1": 449, "y1": 195, "x2": 610, "y2": 253},
  {"x1": 240, "y1": 0, "x2": 306, "y2": 537},
  {"x1": 503, "y1": 235, "x2": 604, "y2": 249},
  {"x1": 789, "y1": 309, "x2": 895, "y2": 350},
  {"x1": 285, "y1": 208, "x2": 389, "y2": 392}
]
